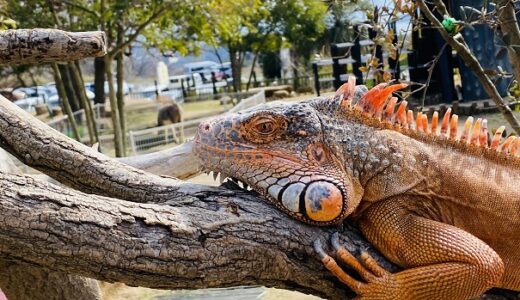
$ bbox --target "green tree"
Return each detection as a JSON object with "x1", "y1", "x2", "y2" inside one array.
[
  {"x1": 206, "y1": 0, "x2": 267, "y2": 92},
  {"x1": 264, "y1": 0, "x2": 328, "y2": 89}
]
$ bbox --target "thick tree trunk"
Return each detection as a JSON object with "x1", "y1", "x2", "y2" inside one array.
[
  {"x1": 116, "y1": 24, "x2": 126, "y2": 155},
  {"x1": 495, "y1": 0, "x2": 520, "y2": 85},
  {"x1": 75, "y1": 61, "x2": 100, "y2": 144},
  {"x1": 58, "y1": 64, "x2": 80, "y2": 112},
  {"x1": 229, "y1": 47, "x2": 242, "y2": 92},
  {"x1": 94, "y1": 57, "x2": 106, "y2": 105},
  {"x1": 105, "y1": 55, "x2": 124, "y2": 157},
  {"x1": 0, "y1": 170, "x2": 379, "y2": 300},
  {"x1": 0, "y1": 95, "x2": 177, "y2": 201},
  {"x1": 0, "y1": 29, "x2": 106, "y2": 65},
  {"x1": 51, "y1": 63, "x2": 81, "y2": 141},
  {"x1": 68, "y1": 63, "x2": 95, "y2": 145}
]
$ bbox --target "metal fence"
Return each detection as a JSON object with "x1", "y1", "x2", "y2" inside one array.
[
  {"x1": 46, "y1": 103, "x2": 112, "y2": 140},
  {"x1": 128, "y1": 90, "x2": 266, "y2": 155}
]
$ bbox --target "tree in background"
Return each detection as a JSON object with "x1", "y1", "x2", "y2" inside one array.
[
  {"x1": 260, "y1": 51, "x2": 282, "y2": 80},
  {"x1": 207, "y1": 0, "x2": 329, "y2": 92},
  {"x1": 206, "y1": 0, "x2": 267, "y2": 92}
]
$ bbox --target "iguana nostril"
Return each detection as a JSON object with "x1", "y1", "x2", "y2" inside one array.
[{"x1": 304, "y1": 181, "x2": 343, "y2": 222}]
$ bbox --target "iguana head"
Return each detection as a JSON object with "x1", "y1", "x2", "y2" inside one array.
[{"x1": 194, "y1": 77, "x2": 407, "y2": 226}]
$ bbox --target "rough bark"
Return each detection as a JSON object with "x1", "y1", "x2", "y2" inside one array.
[
  {"x1": 0, "y1": 29, "x2": 106, "y2": 65},
  {"x1": 0, "y1": 95, "x2": 183, "y2": 202},
  {"x1": 416, "y1": 0, "x2": 520, "y2": 134},
  {"x1": 0, "y1": 148, "x2": 102, "y2": 300},
  {"x1": 0, "y1": 261, "x2": 101, "y2": 300},
  {"x1": 0, "y1": 170, "x2": 393, "y2": 300},
  {"x1": 495, "y1": 0, "x2": 520, "y2": 85}
]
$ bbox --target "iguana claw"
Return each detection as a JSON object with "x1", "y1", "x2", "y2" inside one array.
[{"x1": 314, "y1": 233, "x2": 392, "y2": 297}]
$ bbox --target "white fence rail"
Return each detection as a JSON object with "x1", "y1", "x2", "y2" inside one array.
[{"x1": 128, "y1": 90, "x2": 266, "y2": 155}]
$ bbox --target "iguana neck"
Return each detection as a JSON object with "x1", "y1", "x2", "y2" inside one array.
[{"x1": 321, "y1": 117, "x2": 425, "y2": 203}]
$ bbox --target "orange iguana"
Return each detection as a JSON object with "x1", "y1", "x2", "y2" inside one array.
[{"x1": 193, "y1": 76, "x2": 520, "y2": 299}]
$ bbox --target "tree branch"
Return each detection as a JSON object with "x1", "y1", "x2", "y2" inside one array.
[
  {"x1": 0, "y1": 147, "x2": 102, "y2": 300},
  {"x1": 108, "y1": 3, "x2": 174, "y2": 58},
  {"x1": 61, "y1": 0, "x2": 101, "y2": 19},
  {"x1": 0, "y1": 29, "x2": 106, "y2": 65},
  {"x1": 0, "y1": 95, "x2": 198, "y2": 203},
  {"x1": 119, "y1": 142, "x2": 203, "y2": 180},
  {"x1": 0, "y1": 171, "x2": 395, "y2": 300},
  {"x1": 495, "y1": 0, "x2": 520, "y2": 84},
  {"x1": 416, "y1": 0, "x2": 520, "y2": 134}
]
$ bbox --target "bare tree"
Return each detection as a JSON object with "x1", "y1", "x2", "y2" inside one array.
[{"x1": 415, "y1": 0, "x2": 520, "y2": 134}]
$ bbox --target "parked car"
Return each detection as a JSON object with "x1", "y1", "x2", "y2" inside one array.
[
  {"x1": 13, "y1": 96, "x2": 44, "y2": 112},
  {"x1": 47, "y1": 89, "x2": 95, "y2": 109},
  {"x1": 133, "y1": 84, "x2": 184, "y2": 103},
  {"x1": 13, "y1": 86, "x2": 51, "y2": 102},
  {"x1": 169, "y1": 75, "x2": 189, "y2": 89},
  {"x1": 211, "y1": 62, "x2": 232, "y2": 81},
  {"x1": 84, "y1": 81, "x2": 132, "y2": 95},
  {"x1": 0, "y1": 88, "x2": 25, "y2": 101}
]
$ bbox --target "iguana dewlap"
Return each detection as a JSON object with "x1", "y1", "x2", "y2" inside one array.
[{"x1": 193, "y1": 76, "x2": 520, "y2": 299}]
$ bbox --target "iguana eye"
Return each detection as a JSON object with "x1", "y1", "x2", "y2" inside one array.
[
  {"x1": 255, "y1": 120, "x2": 275, "y2": 134},
  {"x1": 243, "y1": 114, "x2": 286, "y2": 143}
]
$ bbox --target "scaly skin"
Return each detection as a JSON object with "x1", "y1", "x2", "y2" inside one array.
[{"x1": 193, "y1": 78, "x2": 520, "y2": 299}]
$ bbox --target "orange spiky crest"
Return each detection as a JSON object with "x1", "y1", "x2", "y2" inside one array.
[{"x1": 335, "y1": 75, "x2": 519, "y2": 160}]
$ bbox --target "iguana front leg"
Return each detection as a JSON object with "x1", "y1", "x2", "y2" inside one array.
[{"x1": 315, "y1": 198, "x2": 505, "y2": 300}]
